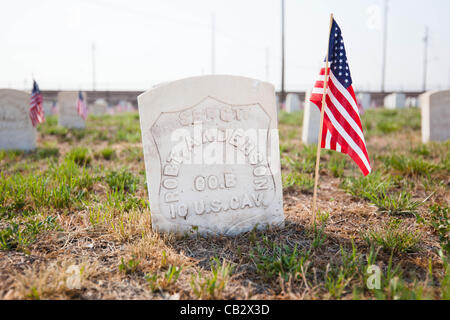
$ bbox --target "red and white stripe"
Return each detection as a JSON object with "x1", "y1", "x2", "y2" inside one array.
[
  {"x1": 29, "y1": 93, "x2": 45, "y2": 127},
  {"x1": 310, "y1": 67, "x2": 371, "y2": 176},
  {"x1": 77, "y1": 96, "x2": 88, "y2": 120}
]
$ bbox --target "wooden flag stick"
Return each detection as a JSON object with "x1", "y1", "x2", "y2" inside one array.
[{"x1": 311, "y1": 13, "x2": 334, "y2": 225}]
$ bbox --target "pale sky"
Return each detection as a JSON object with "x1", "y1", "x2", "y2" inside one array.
[{"x1": 1, "y1": 0, "x2": 449, "y2": 92}]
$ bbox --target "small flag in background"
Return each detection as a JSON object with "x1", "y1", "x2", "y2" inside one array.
[
  {"x1": 51, "y1": 101, "x2": 57, "y2": 115},
  {"x1": 77, "y1": 91, "x2": 88, "y2": 120},
  {"x1": 310, "y1": 18, "x2": 371, "y2": 176},
  {"x1": 29, "y1": 80, "x2": 45, "y2": 127}
]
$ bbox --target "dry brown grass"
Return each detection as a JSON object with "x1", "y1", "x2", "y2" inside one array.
[{"x1": 0, "y1": 111, "x2": 448, "y2": 300}]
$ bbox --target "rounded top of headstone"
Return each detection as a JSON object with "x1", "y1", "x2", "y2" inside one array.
[{"x1": 138, "y1": 75, "x2": 275, "y2": 106}]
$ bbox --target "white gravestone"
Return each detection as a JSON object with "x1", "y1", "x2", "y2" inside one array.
[
  {"x1": 58, "y1": 91, "x2": 86, "y2": 129},
  {"x1": 285, "y1": 94, "x2": 301, "y2": 112},
  {"x1": 0, "y1": 89, "x2": 36, "y2": 150},
  {"x1": 405, "y1": 97, "x2": 418, "y2": 108},
  {"x1": 302, "y1": 90, "x2": 321, "y2": 145},
  {"x1": 384, "y1": 93, "x2": 406, "y2": 109},
  {"x1": 42, "y1": 101, "x2": 53, "y2": 115},
  {"x1": 138, "y1": 75, "x2": 284, "y2": 236},
  {"x1": 419, "y1": 90, "x2": 450, "y2": 143},
  {"x1": 356, "y1": 93, "x2": 371, "y2": 110},
  {"x1": 89, "y1": 98, "x2": 108, "y2": 115}
]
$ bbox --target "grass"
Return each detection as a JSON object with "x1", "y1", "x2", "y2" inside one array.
[
  {"x1": 0, "y1": 109, "x2": 448, "y2": 300},
  {"x1": 250, "y1": 238, "x2": 310, "y2": 282},
  {"x1": 363, "y1": 218, "x2": 422, "y2": 253},
  {"x1": 427, "y1": 204, "x2": 449, "y2": 254},
  {"x1": 364, "y1": 191, "x2": 423, "y2": 216},
  {"x1": 381, "y1": 154, "x2": 437, "y2": 177},
  {"x1": 145, "y1": 264, "x2": 182, "y2": 293},
  {"x1": 0, "y1": 216, "x2": 59, "y2": 251},
  {"x1": 362, "y1": 108, "x2": 421, "y2": 137},
  {"x1": 190, "y1": 258, "x2": 234, "y2": 299},
  {"x1": 65, "y1": 147, "x2": 92, "y2": 166},
  {"x1": 99, "y1": 147, "x2": 116, "y2": 160},
  {"x1": 105, "y1": 169, "x2": 139, "y2": 194},
  {"x1": 341, "y1": 172, "x2": 424, "y2": 215},
  {"x1": 278, "y1": 111, "x2": 303, "y2": 126},
  {"x1": 282, "y1": 171, "x2": 314, "y2": 193}
]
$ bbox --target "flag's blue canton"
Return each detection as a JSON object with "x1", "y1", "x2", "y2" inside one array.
[
  {"x1": 32, "y1": 80, "x2": 40, "y2": 95},
  {"x1": 78, "y1": 91, "x2": 84, "y2": 101},
  {"x1": 327, "y1": 19, "x2": 352, "y2": 88}
]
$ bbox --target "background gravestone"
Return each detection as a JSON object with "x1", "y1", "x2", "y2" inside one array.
[
  {"x1": 285, "y1": 93, "x2": 301, "y2": 112},
  {"x1": 384, "y1": 92, "x2": 406, "y2": 109},
  {"x1": 42, "y1": 101, "x2": 54, "y2": 115},
  {"x1": 0, "y1": 89, "x2": 36, "y2": 150},
  {"x1": 419, "y1": 90, "x2": 450, "y2": 143},
  {"x1": 356, "y1": 93, "x2": 371, "y2": 110},
  {"x1": 89, "y1": 98, "x2": 108, "y2": 115},
  {"x1": 406, "y1": 97, "x2": 418, "y2": 108},
  {"x1": 137, "y1": 75, "x2": 284, "y2": 236},
  {"x1": 58, "y1": 91, "x2": 86, "y2": 129},
  {"x1": 302, "y1": 90, "x2": 320, "y2": 145}
]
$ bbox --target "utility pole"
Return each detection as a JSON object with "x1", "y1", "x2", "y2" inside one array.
[
  {"x1": 280, "y1": 0, "x2": 286, "y2": 106},
  {"x1": 211, "y1": 13, "x2": 216, "y2": 74},
  {"x1": 265, "y1": 47, "x2": 270, "y2": 82},
  {"x1": 422, "y1": 26, "x2": 428, "y2": 92},
  {"x1": 381, "y1": 0, "x2": 388, "y2": 92},
  {"x1": 92, "y1": 42, "x2": 97, "y2": 91}
]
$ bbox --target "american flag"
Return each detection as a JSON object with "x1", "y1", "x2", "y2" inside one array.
[
  {"x1": 77, "y1": 91, "x2": 88, "y2": 120},
  {"x1": 310, "y1": 19, "x2": 371, "y2": 176},
  {"x1": 29, "y1": 80, "x2": 45, "y2": 127}
]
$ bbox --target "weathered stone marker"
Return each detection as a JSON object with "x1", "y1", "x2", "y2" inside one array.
[
  {"x1": 58, "y1": 91, "x2": 86, "y2": 128},
  {"x1": 302, "y1": 90, "x2": 320, "y2": 145},
  {"x1": 356, "y1": 93, "x2": 371, "y2": 110},
  {"x1": 419, "y1": 90, "x2": 450, "y2": 143},
  {"x1": 0, "y1": 89, "x2": 36, "y2": 150},
  {"x1": 137, "y1": 75, "x2": 284, "y2": 235},
  {"x1": 89, "y1": 98, "x2": 108, "y2": 115},
  {"x1": 384, "y1": 93, "x2": 405, "y2": 109},
  {"x1": 285, "y1": 93, "x2": 301, "y2": 112}
]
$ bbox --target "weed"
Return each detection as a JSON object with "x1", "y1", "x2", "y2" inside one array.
[
  {"x1": 36, "y1": 147, "x2": 59, "y2": 159},
  {"x1": 65, "y1": 147, "x2": 92, "y2": 166},
  {"x1": 427, "y1": 205, "x2": 449, "y2": 254},
  {"x1": 324, "y1": 242, "x2": 360, "y2": 298},
  {"x1": 381, "y1": 154, "x2": 436, "y2": 176},
  {"x1": 367, "y1": 191, "x2": 422, "y2": 216},
  {"x1": 250, "y1": 238, "x2": 309, "y2": 282},
  {"x1": 363, "y1": 218, "x2": 421, "y2": 253},
  {"x1": 341, "y1": 171, "x2": 395, "y2": 200},
  {"x1": 145, "y1": 265, "x2": 182, "y2": 293},
  {"x1": 100, "y1": 147, "x2": 116, "y2": 160},
  {"x1": 118, "y1": 257, "x2": 141, "y2": 274},
  {"x1": 0, "y1": 216, "x2": 59, "y2": 251},
  {"x1": 278, "y1": 111, "x2": 303, "y2": 126},
  {"x1": 282, "y1": 171, "x2": 314, "y2": 192},
  {"x1": 190, "y1": 258, "x2": 234, "y2": 299},
  {"x1": 106, "y1": 169, "x2": 138, "y2": 194}
]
